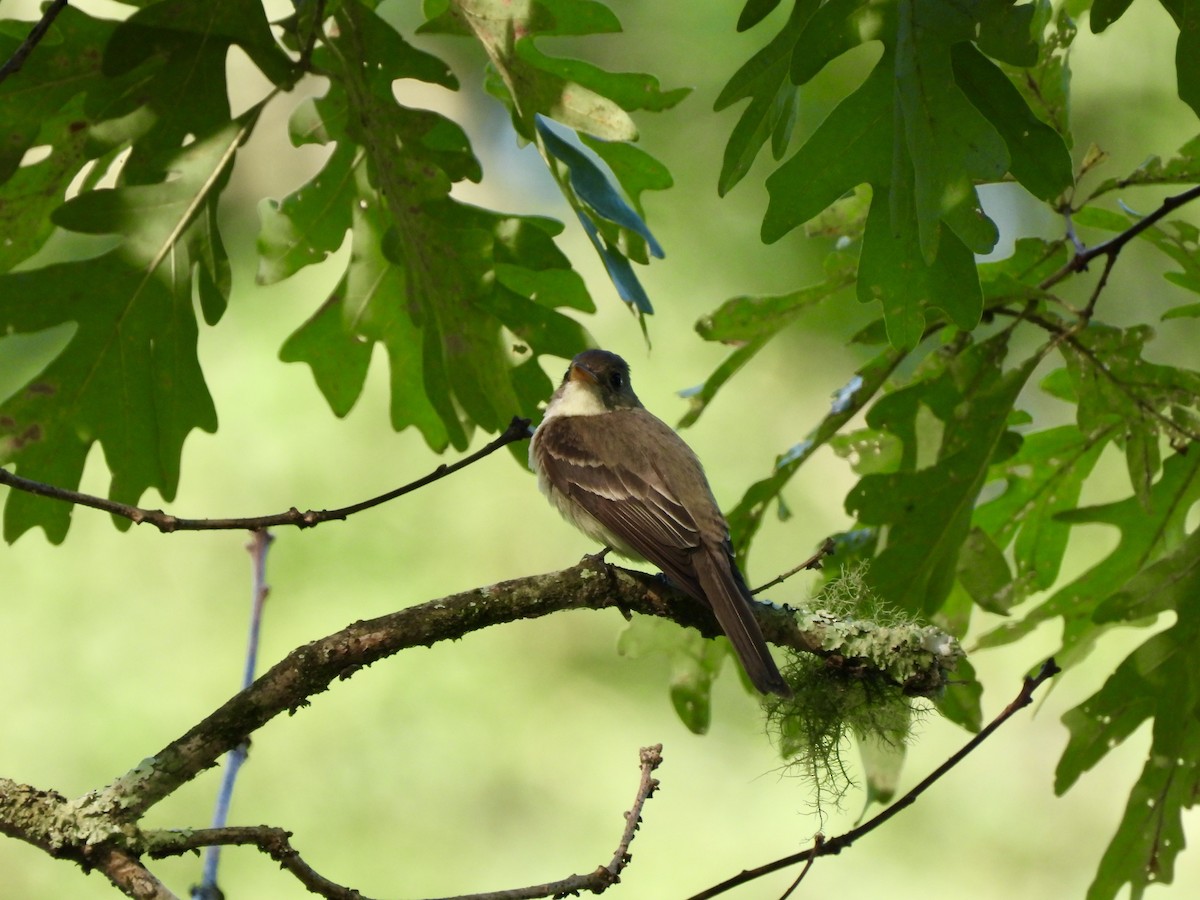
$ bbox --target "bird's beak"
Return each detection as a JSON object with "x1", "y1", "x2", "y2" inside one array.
[{"x1": 569, "y1": 362, "x2": 599, "y2": 385}]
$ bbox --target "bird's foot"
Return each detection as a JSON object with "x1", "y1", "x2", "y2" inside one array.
[{"x1": 582, "y1": 546, "x2": 613, "y2": 566}]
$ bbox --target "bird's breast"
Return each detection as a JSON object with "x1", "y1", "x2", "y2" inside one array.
[{"x1": 529, "y1": 418, "x2": 643, "y2": 559}]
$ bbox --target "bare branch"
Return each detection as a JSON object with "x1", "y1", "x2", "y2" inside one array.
[
  {"x1": 430, "y1": 744, "x2": 664, "y2": 900},
  {"x1": 94, "y1": 555, "x2": 949, "y2": 823},
  {"x1": 1041, "y1": 185, "x2": 1200, "y2": 292},
  {"x1": 0, "y1": 0, "x2": 68, "y2": 86},
  {"x1": 751, "y1": 538, "x2": 836, "y2": 596},
  {"x1": 143, "y1": 745, "x2": 664, "y2": 900},
  {"x1": 688, "y1": 659, "x2": 1062, "y2": 900},
  {"x1": 90, "y1": 845, "x2": 181, "y2": 900},
  {"x1": 0, "y1": 779, "x2": 177, "y2": 899},
  {"x1": 194, "y1": 530, "x2": 276, "y2": 896},
  {"x1": 148, "y1": 826, "x2": 363, "y2": 899},
  {"x1": 0, "y1": 416, "x2": 532, "y2": 533},
  {"x1": 92, "y1": 565, "x2": 747, "y2": 819}
]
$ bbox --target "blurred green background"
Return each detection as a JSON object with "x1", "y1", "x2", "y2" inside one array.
[{"x1": 2, "y1": 0, "x2": 1200, "y2": 897}]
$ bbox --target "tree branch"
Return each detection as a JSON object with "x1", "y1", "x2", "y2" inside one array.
[
  {"x1": 687, "y1": 659, "x2": 1062, "y2": 899},
  {"x1": 0, "y1": 779, "x2": 177, "y2": 900},
  {"x1": 751, "y1": 537, "x2": 836, "y2": 595},
  {"x1": 430, "y1": 744, "x2": 664, "y2": 900},
  {"x1": 0, "y1": 0, "x2": 68, "y2": 86},
  {"x1": 0, "y1": 416, "x2": 532, "y2": 533},
  {"x1": 97, "y1": 744, "x2": 664, "y2": 900},
  {"x1": 148, "y1": 826, "x2": 363, "y2": 899},
  {"x1": 1041, "y1": 185, "x2": 1200, "y2": 292},
  {"x1": 86, "y1": 559, "x2": 954, "y2": 822}
]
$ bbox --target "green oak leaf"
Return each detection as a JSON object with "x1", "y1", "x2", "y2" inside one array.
[
  {"x1": 1061, "y1": 324, "x2": 1200, "y2": 507},
  {"x1": 53, "y1": 115, "x2": 251, "y2": 272},
  {"x1": 714, "y1": 0, "x2": 818, "y2": 195},
  {"x1": 268, "y1": 3, "x2": 592, "y2": 448},
  {"x1": 978, "y1": 450, "x2": 1200, "y2": 653},
  {"x1": 977, "y1": 0, "x2": 1038, "y2": 65},
  {"x1": 1159, "y1": 0, "x2": 1200, "y2": 118},
  {"x1": 420, "y1": 0, "x2": 681, "y2": 314},
  {"x1": 0, "y1": 7, "x2": 139, "y2": 272},
  {"x1": 1090, "y1": 0, "x2": 1135, "y2": 31},
  {"x1": 859, "y1": 178, "x2": 984, "y2": 347},
  {"x1": 104, "y1": 0, "x2": 293, "y2": 89},
  {"x1": 951, "y1": 43, "x2": 1072, "y2": 202},
  {"x1": 845, "y1": 335, "x2": 1038, "y2": 614},
  {"x1": 737, "y1": 0, "x2": 786, "y2": 31},
  {"x1": 955, "y1": 526, "x2": 1014, "y2": 614},
  {"x1": 1089, "y1": 134, "x2": 1200, "y2": 199},
  {"x1": 0, "y1": 254, "x2": 216, "y2": 543},
  {"x1": 695, "y1": 277, "x2": 852, "y2": 345},
  {"x1": 96, "y1": 0, "x2": 292, "y2": 182},
  {"x1": 895, "y1": 0, "x2": 1006, "y2": 260},
  {"x1": 1057, "y1": 546, "x2": 1200, "y2": 900},
  {"x1": 257, "y1": 142, "x2": 359, "y2": 285},
  {"x1": 744, "y1": 1, "x2": 1083, "y2": 347},
  {"x1": 272, "y1": 72, "x2": 590, "y2": 448},
  {"x1": 973, "y1": 425, "x2": 1110, "y2": 605},
  {"x1": 934, "y1": 653, "x2": 983, "y2": 732},
  {"x1": 726, "y1": 347, "x2": 907, "y2": 561}
]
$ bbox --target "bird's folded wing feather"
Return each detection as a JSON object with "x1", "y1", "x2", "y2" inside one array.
[{"x1": 537, "y1": 421, "x2": 706, "y2": 600}]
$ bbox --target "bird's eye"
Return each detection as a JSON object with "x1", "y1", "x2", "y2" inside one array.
[{"x1": 610, "y1": 372, "x2": 624, "y2": 390}]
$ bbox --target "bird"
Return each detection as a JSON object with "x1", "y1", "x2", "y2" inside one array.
[{"x1": 529, "y1": 349, "x2": 791, "y2": 697}]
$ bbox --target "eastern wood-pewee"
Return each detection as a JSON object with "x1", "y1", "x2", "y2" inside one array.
[{"x1": 530, "y1": 349, "x2": 791, "y2": 696}]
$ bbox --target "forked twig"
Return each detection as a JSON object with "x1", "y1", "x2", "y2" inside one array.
[{"x1": 146, "y1": 745, "x2": 664, "y2": 900}]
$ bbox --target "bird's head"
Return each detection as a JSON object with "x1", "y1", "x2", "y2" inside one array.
[{"x1": 563, "y1": 349, "x2": 642, "y2": 411}]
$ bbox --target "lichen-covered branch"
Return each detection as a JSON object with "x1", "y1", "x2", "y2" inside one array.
[
  {"x1": 1, "y1": 561, "x2": 958, "y2": 897},
  {"x1": 85, "y1": 559, "x2": 956, "y2": 822}
]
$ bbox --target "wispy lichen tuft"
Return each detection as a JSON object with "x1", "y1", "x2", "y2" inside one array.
[{"x1": 763, "y1": 564, "x2": 964, "y2": 807}]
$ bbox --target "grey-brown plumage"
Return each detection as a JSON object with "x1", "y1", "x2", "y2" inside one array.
[{"x1": 530, "y1": 349, "x2": 790, "y2": 697}]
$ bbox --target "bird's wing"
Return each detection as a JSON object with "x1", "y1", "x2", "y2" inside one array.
[{"x1": 535, "y1": 416, "x2": 707, "y2": 599}]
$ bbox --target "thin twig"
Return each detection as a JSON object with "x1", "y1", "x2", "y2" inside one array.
[
  {"x1": 0, "y1": 0, "x2": 68, "y2": 87},
  {"x1": 195, "y1": 531, "x2": 276, "y2": 899},
  {"x1": 0, "y1": 416, "x2": 532, "y2": 532},
  {"x1": 1040, "y1": 184, "x2": 1200, "y2": 291},
  {"x1": 146, "y1": 745, "x2": 664, "y2": 900},
  {"x1": 427, "y1": 744, "x2": 664, "y2": 900},
  {"x1": 777, "y1": 834, "x2": 821, "y2": 900},
  {"x1": 297, "y1": 0, "x2": 327, "y2": 70},
  {"x1": 607, "y1": 744, "x2": 663, "y2": 874},
  {"x1": 1081, "y1": 252, "x2": 1117, "y2": 318},
  {"x1": 998, "y1": 308, "x2": 1200, "y2": 444},
  {"x1": 148, "y1": 826, "x2": 362, "y2": 900},
  {"x1": 751, "y1": 538, "x2": 836, "y2": 596},
  {"x1": 688, "y1": 659, "x2": 1062, "y2": 900}
]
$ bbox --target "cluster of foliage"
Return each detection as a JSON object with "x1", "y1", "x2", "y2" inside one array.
[{"x1": 2, "y1": 0, "x2": 1199, "y2": 897}]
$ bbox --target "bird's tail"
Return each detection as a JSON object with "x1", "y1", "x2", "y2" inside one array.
[{"x1": 693, "y1": 548, "x2": 792, "y2": 697}]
